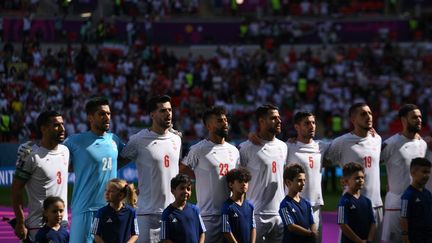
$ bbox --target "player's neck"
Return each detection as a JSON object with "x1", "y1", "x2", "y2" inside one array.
[
  {"x1": 411, "y1": 182, "x2": 424, "y2": 191},
  {"x1": 46, "y1": 222, "x2": 61, "y2": 231},
  {"x1": 208, "y1": 134, "x2": 225, "y2": 144},
  {"x1": 150, "y1": 125, "x2": 169, "y2": 135},
  {"x1": 171, "y1": 200, "x2": 187, "y2": 210},
  {"x1": 257, "y1": 131, "x2": 275, "y2": 141},
  {"x1": 230, "y1": 192, "x2": 245, "y2": 205},
  {"x1": 40, "y1": 138, "x2": 58, "y2": 150},
  {"x1": 351, "y1": 127, "x2": 368, "y2": 138},
  {"x1": 91, "y1": 128, "x2": 106, "y2": 136},
  {"x1": 297, "y1": 136, "x2": 313, "y2": 144},
  {"x1": 401, "y1": 130, "x2": 418, "y2": 140},
  {"x1": 288, "y1": 191, "x2": 301, "y2": 202},
  {"x1": 109, "y1": 201, "x2": 124, "y2": 211},
  {"x1": 347, "y1": 189, "x2": 361, "y2": 198}
]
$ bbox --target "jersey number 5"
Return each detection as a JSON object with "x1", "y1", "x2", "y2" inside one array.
[{"x1": 309, "y1": 156, "x2": 314, "y2": 168}]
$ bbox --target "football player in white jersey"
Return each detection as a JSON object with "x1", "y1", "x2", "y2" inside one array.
[
  {"x1": 326, "y1": 103, "x2": 383, "y2": 243},
  {"x1": 286, "y1": 111, "x2": 330, "y2": 243},
  {"x1": 239, "y1": 104, "x2": 287, "y2": 243},
  {"x1": 181, "y1": 106, "x2": 240, "y2": 243},
  {"x1": 381, "y1": 104, "x2": 427, "y2": 243},
  {"x1": 121, "y1": 95, "x2": 182, "y2": 243},
  {"x1": 11, "y1": 111, "x2": 69, "y2": 241}
]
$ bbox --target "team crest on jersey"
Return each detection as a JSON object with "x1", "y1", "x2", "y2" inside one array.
[
  {"x1": 170, "y1": 139, "x2": 177, "y2": 151},
  {"x1": 111, "y1": 141, "x2": 118, "y2": 151}
]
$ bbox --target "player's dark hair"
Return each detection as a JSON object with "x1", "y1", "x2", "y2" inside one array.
[
  {"x1": 398, "y1": 104, "x2": 419, "y2": 118},
  {"x1": 342, "y1": 162, "x2": 364, "y2": 178},
  {"x1": 226, "y1": 167, "x2": 252, "y2": 186},
  {"x1": 85, "y1": 97, "x2": 109, "y2": 115},
  {"x1": 283, "y1": 164, "x2": 305, "y2": 181},
  {"x1": 36, "y1": 110, "x2": 62, "y2": 138},
  {"x1": 202, "y1": 106, "x2": 227, "y2": 125},
  {"x1": 410, "y1": 157, "x2": 432, "y2": 171},
  {"x1": 348, "y1": 103, "x2": 368, "y2": 117},
  {"x1": 293, "y1": 111, "x2": 314, "y2": 124},
  {"x1": 255, "y1": 104, "x2": 278, "y2": 123},
  {"x1": 42, "y1": 196, "x2": 65, "y2": 224},
  {"x1": 147, "y1": 95, "x2": 171, "y2": 113},
  {"x1": 170, "y1": 173, "x2": 192, "y2": 190}
]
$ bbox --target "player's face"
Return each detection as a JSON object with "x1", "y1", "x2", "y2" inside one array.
[
  {"x1": 230, "y1": 179, "x2": 249, "y2": 194},
  {"x1": 104, "y1": 184, "x2": 124, "y2": 203},
  {"x1": 346, "y1": 170, "x2": 365, "y2": 192},
  {"x1": 351, "y1": 105, "x2": 373, "y2": 131},
  {"x1": 405, "y1": 109, "x2": 422, "y2": 133},
  {"x1": 44, "y1": 201, "x2": 65, "y2": 226},
  {"x1": 42, "y1": 116, "x2": 65, "y2": 143},
  {"x1": 260, "y1": 109, "x2": 282, "y2": 135},
  {"x1": 151, "y1": 102, "x2": 172, "y2": 130},
  {"x1": 172, "y1": 183, "x2": 192, "y2": 203},
  {"x1": 287, "y1": 173, "x2": 306, "y2": 193},
  {"x1": 207, "y1": 114, "x2": 229, "y2": 138},
  {"x1": 295, "y1": 115, "x2": 316, "y2": 140},
  {"x1": 89, "y1": 105, "x2": 111, "y2": 133},
  {"x1": 411, "y1": 166, "x2": 431, "y2": 187}
]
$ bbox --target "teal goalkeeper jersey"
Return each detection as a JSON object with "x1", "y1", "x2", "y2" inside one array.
[{"x1": 64, "y1": 131, "x2": 124, "y2": 214}]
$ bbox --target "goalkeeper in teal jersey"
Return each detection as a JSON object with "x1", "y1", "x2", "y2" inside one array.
[{"x1": 64, "y1": 97, "x2": 124, "y2": 243}]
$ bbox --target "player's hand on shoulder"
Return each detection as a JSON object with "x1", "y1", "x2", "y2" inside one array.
[
  {"x1": 169, "y1": 127, "x2": 183, "y2": 138},
  {"x1": 16, "y1": 141, "x2": 35, "y2": 161},
  {"x1": 248, "y1": 132, "x2": 261, "y2": 145}
]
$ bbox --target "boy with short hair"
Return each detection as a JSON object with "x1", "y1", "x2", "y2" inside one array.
[
  {"x1": 338, "y1": 162, "x2": 376, "y2": 243},
  {"x1": 400, "y1": 157, "x2": 432, "y2": 243},
  {"x1": 279, "y1": 164, "x2": 317, "y2": 243},
  {"x1": 161, "y1": 174, "x2": 206, "y2": 243},
  {"x1": 221, "y1": 167, "x2": 256, "y2": 243}
]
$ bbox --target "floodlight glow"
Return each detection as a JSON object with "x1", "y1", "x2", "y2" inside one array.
[
  {"x1": 81, "y1": 12, "x2": 92, "y2": 18},
  {"x1": 236, "y1": 0, "x2": 244, "y2": 4}
]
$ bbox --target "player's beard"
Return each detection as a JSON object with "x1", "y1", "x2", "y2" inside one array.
[
  {"x1": 267, "y1": 125, "x2": 281, "y2": 135},
  {"x1": 407, "y1": 123, "x2": 421, "y2": 133},
  {"x1": 215, "y1": 127, "x2": 228, "y2": 138}
]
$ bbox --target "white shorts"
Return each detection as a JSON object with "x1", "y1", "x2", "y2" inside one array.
[
  {"x1": 137, "y1": 214, "x2": 161, "y2": 243},
  {"x1": 202, "y1": 215, "x2": 223, "y2": 243},
  {"x1": 372, "y1": 206, "x2": 383, "y2": 243},
  {"x1": 255, "y1": 214, "x2": 284, "y2": 243},
  {"x1": 382, "y1": 192, "x2": 402, "y2": 243}
]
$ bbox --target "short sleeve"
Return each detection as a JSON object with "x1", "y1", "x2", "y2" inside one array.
[
  {"x1": 238, "y1": 143, "x2": 249, "y2": 167},
  {"x1": 221, "y1": 204, "x2": 231, "y2": 233},
  {"x1": 131, "y1": 209, "x2": 139, "y2": 235},
  {"x1": 308, "y1": 202, "x2": 315, "y2": 225},
  {"x1": 91, "y1": 209, "x2": 103, "y2": 236},
  {"x1": 279, "y1": 206, "x2": 294, "y2": 226},
  {"x1": 160, "y1": 210, "x2": 171, "y2": 240},
  {"x1": 182, "y1": 146, "x2": 199, "y2": 170},
  {"x1": 194, "y1": 206, "x2": 206, "y2": 234},
  {"x1": 401, "y1": 195, "x2": 410, "y2": 218},
  {"x1": 368, "y1": 199, "x2": 375, "y2": 224},
  {"x1": 121, "y1": 138, "x2": 138, "y2": 161},
  {"x1": 250, "y1": 202, "x2": 256, "y2": 228},
  {"x1": 326, "y1": 140, "x2": 341, "y2": 166},
  {"x1": 337, "y1": 199, "x2": 348, "y2": 225},
  {"x1": 14, "y1": 144, "x2": 37, "y2": 181},
  {"x1": 113, "y1": 134, "x2": 126, "y2": 154}
]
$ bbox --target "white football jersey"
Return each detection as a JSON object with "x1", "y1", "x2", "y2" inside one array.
[
  {"x1": 121, "y1": 129, "x2": 181, "y2": 214},
  {"x1": 326, "y1": 132, "x2": 383, "y2": 207},
  {"x1": 381, "y1": 134, "x2": 427, "y2": 195},
  {"x1": 239, "y1": 138, "x2": 287, "y2": 215},
  {"x1": 286, "y1": 140, "x2": 330, "y2": 206},
  {"x1": 182, "y1": 139, "x2": 240, "y2": 216},
  {"x1": 15, "y1": 143, "x2": 69, "y2": 229}
]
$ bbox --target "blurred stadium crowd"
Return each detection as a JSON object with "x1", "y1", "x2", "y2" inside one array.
[{"x1": 0, "y1": 0, "x2": 431, "y2": 143}]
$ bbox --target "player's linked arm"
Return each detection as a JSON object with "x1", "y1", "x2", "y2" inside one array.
[
  {"x1": 339, "y1": 224, "x2": 366, "y2": 243},
  {"x1": 11, "y1": 177, "x2": 28, "y2": 240},
  {"x1": 287, "y1": 223, "x2": 318, "y2": 239},
  {"x1": 199, "y1": 232, "x2": 205, "y2": 243},
  {"x1": 126, "y1": 234, "x2": 138, "y2": 243},
  {"x1": 223, "y1": 232, "x2": 239, "y2": 243},
  {"x1": 400, "y1": 217, "x2": 410, "y2": 243}
]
